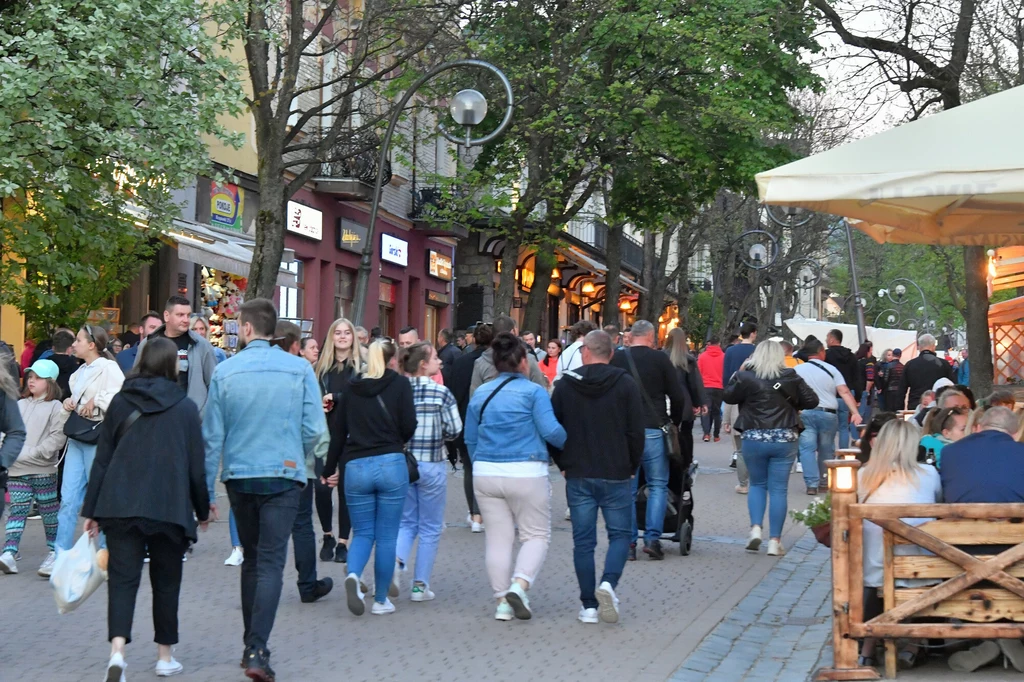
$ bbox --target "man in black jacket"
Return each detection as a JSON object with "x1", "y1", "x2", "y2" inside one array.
[
  {"x1": 609, "y1": 319, "x2": 686, "y2": 561},
  {"x1": 824, "y1": 329, "x2": 859, "y2": 448},
  {"x1": 436, "y1": 328, "x2": 461, "y2": 385},
  {"x1": 448, "y1": 323, "x2": 493, "y2": 532},
  {"x1": 552, "y1": 330, "x2": 644, "y2": 624},
  {"x1": 902, "y1": 333, "x2": 955, "y2": 409}
]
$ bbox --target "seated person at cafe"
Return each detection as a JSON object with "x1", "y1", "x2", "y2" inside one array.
[
  {"x1": 919, "y1": 407, "x2": 969, "y2": 469},
  {"x1": 941, "y1": 407, "x2": 1024, "y2": 504},
  {"x1": 982, "y1": 388, "x2": 1016, "y2": 411},
  {"x1": 914, "y1": 385, "x2": 970, "y2": 427}
]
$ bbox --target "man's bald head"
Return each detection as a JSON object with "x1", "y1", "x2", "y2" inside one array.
[
  {"x1": 582, "y1": 330, "x2": 614, "y2": 365},
  {"x1": 980, "y1": 406, "x2": 1021, "y2": 435}
]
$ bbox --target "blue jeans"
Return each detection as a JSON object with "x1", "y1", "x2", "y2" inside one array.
[
  {"x1": 742, "y1": 439, "x2": 797, "y2": 539},
  {"x1": 799, "y1": 410, "x2": 838, "y2": 489},
  {"x1": 631, "y1": 429, "x2": 669, "y2": 545},
  {"x1": 345, "y1": 454, "x2": 409, "y2": 604},
  {"x1": 836, "y1": 402, "x2": 851, "y2": 449},
  {"x1": 566, "y1": 477, "x2": 632, "y2": 609},
  {"x1": 56, "y1": 439, "x2": 105, "y2": 551},
  {"x1": 396, "y1": 461, "x2": 448, "y2": 587},
  {"x1": 229, "y1": 509, "x2": 241, "y2": 547},
  {"x1": 858, "y1": 392, "x2": 873, "y2": 429},
  {"x1": 228, "y1": 483, "x2": 301, "y2": 652}
]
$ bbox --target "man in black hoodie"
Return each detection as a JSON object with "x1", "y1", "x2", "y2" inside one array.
[
  {"x1": 825, "y1": 329, "x2": 859, "y2": 448},
  {"x1": 551, "y1": 330, "x2": 644, "y2": 625}
]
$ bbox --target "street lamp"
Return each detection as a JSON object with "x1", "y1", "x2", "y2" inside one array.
[
  {"x1": 877, "y1": 278, "x2": 930, "y2": 333},
  {"x1": 350, "y1": 59, "x2": 515, "y2": 326}
]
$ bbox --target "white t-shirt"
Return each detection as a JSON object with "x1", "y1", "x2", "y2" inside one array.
[
  {"x1": 555, "y1": 340, "x2": 585, "y2": 381},
  {"x1": 860, "y1": 465, "x2": 943, "y2": 587},
  {"x1": 794, "y1": 359, "x2": 846, "y2": 410}
]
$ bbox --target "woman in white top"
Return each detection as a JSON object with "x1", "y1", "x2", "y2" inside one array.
[
  {"x1": 55, "y1": 325, "x2": 125, "y2": 552},
  {"x1": 857, "y1": 419, "x2": 941, "y2": 669}
]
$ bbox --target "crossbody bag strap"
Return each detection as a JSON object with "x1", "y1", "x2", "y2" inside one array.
[
  {"x1": 375, "y1": 395, "x2": 401, "y2": 441},
  {"x1": 114, "y1": 409, "x2": 142, "y2": 448},
  {"x1": 624, "y1": 349, "x2": 667, "y2": 428},
  {"x1": 479, "y1": 376, "x2": 516, "y2": 423}
]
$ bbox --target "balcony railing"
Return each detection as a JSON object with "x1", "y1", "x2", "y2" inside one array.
[
  {"x1": 315, "y1": 147, "x2": 392, "y2": 201},
  {"x1": 564, "y1": 217, "x2": 643, "y2": 273}
]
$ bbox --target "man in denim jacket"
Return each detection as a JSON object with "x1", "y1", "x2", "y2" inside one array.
[{"x1": 203, "y1": 299, "x2": 326, "y2": 680}]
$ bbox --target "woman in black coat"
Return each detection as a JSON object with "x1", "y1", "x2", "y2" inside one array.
[
  {"x1": 83, "y1": 337, "x2": 210, "y2": 680},
  {"x1": 664, "y1": 328, "x2": 708, "y2": 472}
]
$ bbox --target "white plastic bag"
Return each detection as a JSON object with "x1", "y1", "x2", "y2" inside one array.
[{"x1": 50, "y1": 533, "x2": 105, "y2": 614}]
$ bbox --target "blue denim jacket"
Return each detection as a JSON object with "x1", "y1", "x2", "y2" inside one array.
[
  {"x1": 465, "y1": 373, "x2": 566, "y2": 464},
  {"x1": 203, "y1": 340, "x2": 327, "y2": 497}
]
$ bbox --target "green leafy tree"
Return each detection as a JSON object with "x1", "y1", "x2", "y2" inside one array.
[{"x1": 0, "y1": 0, "x2": 243, "y2": 334}]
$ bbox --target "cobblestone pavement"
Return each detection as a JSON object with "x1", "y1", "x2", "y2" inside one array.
[{"x1": 1, "y1": 430, "x2": 818, "y2": 682}]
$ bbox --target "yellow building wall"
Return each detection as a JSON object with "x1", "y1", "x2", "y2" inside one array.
[
  {"x1": 0, "y1": 304, "x2": 25, "y2": 357},
  {"x1": 204, "y1": 36, "x2": 259, "y2": 176}
]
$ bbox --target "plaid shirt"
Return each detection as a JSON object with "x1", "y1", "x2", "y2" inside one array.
[{"x1": 408, "y1": 376, "x2": 462, "y2": 462}]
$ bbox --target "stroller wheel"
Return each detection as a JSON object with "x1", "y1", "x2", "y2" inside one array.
[{"x1": 678, "y1": 520, "x2": 693, "y2": 556}]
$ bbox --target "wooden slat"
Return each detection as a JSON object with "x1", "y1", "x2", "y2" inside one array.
[
  {"x1": 883, "y1": 529, "x2": 896, "y2": 679},
  {"x1": 893, "y1": 555, "x2": 1024, "y2": 579},
  {"x1": 892, "y1": 519, "x2": 1024, "y2": 545},
  {"x1": 853, "y1": 622, "x2": 1024, "y2": 639},
  {"x1": 851, "y1": 503, "x2": 1024, "y2": 520},
  {"x1": 894, "y1": 588, "x2": 1024, "y2": 622}
]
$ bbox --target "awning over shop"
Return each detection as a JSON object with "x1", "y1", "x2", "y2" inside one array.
[
  {"x1": 556, "y1": 245, "x2": 647, "y2": 294},
  {"x1": 166, "y1": 220, "x2": 296, "y2": 287}
]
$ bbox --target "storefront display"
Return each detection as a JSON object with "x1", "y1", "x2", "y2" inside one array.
[{"x1": 200, "y1": 267, "x2": 247, "y2": 355}]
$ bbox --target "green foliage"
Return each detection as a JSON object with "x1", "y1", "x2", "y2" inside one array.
[
  {"x1": 790, "y1": 493, "x2": 831, "y2": 527},
  {"x1": 685, "y1": 290, "x2": 719, "y2": 347},
  {"x1": 0, "y1": 0, "x2": 244, "y2": 333}
]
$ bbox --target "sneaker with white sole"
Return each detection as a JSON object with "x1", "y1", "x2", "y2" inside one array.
[
  {"x1": 411, "y1": 582, "x2": 435, "y2": 602},
  {"x1": 595, "y1": 581, "x2": 620, "y2": 623},
  {"x1": 495, "y1": 601, "x2": 514, "y2": 621},
  {"x1": 795, "y1": 461, "x2": 803, "y2": 473},
  {"x1": 0, "y1": 551, "x2": 17, "y2": 574},
  {"x1": 371, "y1": 598, "x2": 396, "y2": 615},
  {"x1": 766, "y1": 539, "x2": 785, "y2": 556},
  {"x1": 224, "y1": 546, "x2": 243, "y2": 566},
  {"x1": 155, "y1": 657, "x2": 184, "y2": 677},
  {"x1": 37, "y1": 551, "x2": 56, "y2": 577},
  {"x1": 345, "y1": 573, "x2": 366, "y2": 616},
  {"x1": 578, "y1": 607, "x2": 599, "y2": 623},
  {"x1": 106, "y1": 652, "x2": 126, "y2": 682},
  {"x1": 389, "y1": 563, "x2": 401, "y2": 598},
  {"x1": 564, "y1": 507, "x2": 571, "y2": 521},
  {"x1": 746, "y1": 526, "x2": 762, "y2": 552},
  {"x1": 505, "y1": 582, "x2": 532, "y2": 620}
]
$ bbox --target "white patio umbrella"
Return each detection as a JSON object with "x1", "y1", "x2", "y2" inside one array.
[{"x1": 755, "y1": 84, "x2": 1024, "y2": 246}]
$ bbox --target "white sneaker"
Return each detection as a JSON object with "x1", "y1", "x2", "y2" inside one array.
[
  {"x1": 578, "y1": 607, "x2": 599, "y2": 623},
  {"x1": 0, "y1": 551, "x2": 17, "y2": 574},
  {"x1": 767, "y1": 539, "x2": 785, "y2": 556},
  {"x1": 345, "y1": 573, "x2": 366, "y2": 616},
  {"x1": 495, "y1": 600, "x2": 514, "y2": 621},
  {"x1": 411, "y1": 582, "x2": 435, "y2": 602},
  {"x1": 106, "y1": 652, "x2": 126, "y2": 682},
  {"x1": 595, "y1": 581, "x2": 620, "y2": 623},
  {"x1": 155, "y1": 657, "x2": 184, "y2": 676},
  {"x1": 389, "y1": 562, "x2": 401, "y2": 598},
  {"x1": 746, "y1": 526, "x2": 762, "y2": 552},
  {"x1": 564, "y1": 507, "x2": 571, "y2": 521},
  {"x1": 371, "y1": 598, "x2": 396, "y2": 615},
  {"x1": 37, "y1": 551, "x2": 56, "y2": 577},
  {"x1": 223, "y1": 547, "x2": 243, "y2": 566},
  {"x1": 505, "y1": 582, "x2": 532, "y2": 620},
  {"x1": 795, "y1": 461, "x2": 803, "y2": 473}
]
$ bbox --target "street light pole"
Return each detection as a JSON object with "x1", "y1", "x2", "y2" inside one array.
[
  {"x1": 350, "y1": 59, "x2": 514, "y2": 326},
  {"x1": 843, "y1": 220, "x2": 867, "y2": 344}
]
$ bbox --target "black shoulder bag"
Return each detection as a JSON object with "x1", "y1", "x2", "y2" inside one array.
[
  {"x1": 479, "y1": 377, "x2": 516, "y2": 424},
  {"x1": 375, "y1": 396, "x2": 419, "y2": 484},
  {"x1": 624, "y1": 349, "x2": 683, "y2": 463}
]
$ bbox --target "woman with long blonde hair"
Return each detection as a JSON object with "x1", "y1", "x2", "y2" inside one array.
[
  {"x1": 857, "y1": 419, "x2": 941, "y2": 668},
  {"x1": 663, "y1": 327, "x2": 707, "y2": 466},
  {"x1": 313, "y1": 318, "x2": 364, "y2": 564}
]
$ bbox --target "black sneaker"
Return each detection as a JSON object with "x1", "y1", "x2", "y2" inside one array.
[
  {"x1": 806, "y1": 487, "x2": 819, "y2": 495},
  {"x1": 334, "y1": 542, "x2": 348, "y2": 564},
  {"x1": 319, "y1": 535, "x2": 337, "y2": 562},
  {"x1": 729, "y1": 453, "x2": 738, "y2": 469},
  {"x1": 300, "y1": 577, "x2": 334, "y2": 603},
  {"x1": 643, "y1": 540, "x2": 665, "y2": 560},
  {"x1": 243, "y1": 648, "x2": 276, "y2": 681},
  {"x1": 628, "y1": 543, "x2": 637, "y2": 561}
]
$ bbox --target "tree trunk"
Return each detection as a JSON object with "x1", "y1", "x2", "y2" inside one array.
[
  {"x1": 638, "y1": 230, "x2": 658, "y2": 321},
  {"x1": 249, "y1": 169, "x2": 286, "y2": 300},
  {"x1": 522, "y1": 236, "x2": 557, "y2": 333},
  {"x1": 964, "y1": 245, "x2": 994, "y2": 396},
  {"x1": 602, "y1": 221, "x2": 624, "y2": 326},
  {"x1": 676, "y1": 229, "x2": 692, "y2": 328},
  {"x1": 493, "y1": 231, "x2": 520, "y2": 319}
]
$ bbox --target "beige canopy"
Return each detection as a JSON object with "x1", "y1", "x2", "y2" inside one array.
[{"x1": 755, "y1": 84, "x2": 1024, "y2": 246}]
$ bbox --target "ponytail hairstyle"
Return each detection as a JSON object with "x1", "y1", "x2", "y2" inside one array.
[
  {"x1": 399, "y1": 341, "x2": 433, "y2": 376},
  {"x1": 82, "y1": 325, "x2": 115, "y2": 361},
  {"x1": 492, "y1": 332, "x2": 526, "y2": 373},
  {"x1": 363, "y1": 338, "x2": 397, "y2": 380}
]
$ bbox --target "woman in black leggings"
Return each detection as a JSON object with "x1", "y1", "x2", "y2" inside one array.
[
  {"x1": 448, "y1": 324, "x2": 494, "y2": 531},
  {"x1": 314, "y1": 318, "x2": 363, "y2": 563}
]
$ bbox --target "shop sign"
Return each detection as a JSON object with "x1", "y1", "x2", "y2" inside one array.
[
  {"x1": 381, "y1": 233, "x2": 408, "y2": 266},
  {"x1": 426, "y1": 290, "x2": 449, "y2": 305},
  {"x1": 337, "y1": 218, "x2": 367, "y2": 253},
  {"x1": 210, "y1": 182, "x2": 244, "y2": 232},
  {"x1": 286, "y1": 201, "x2": 323, "y2": 241},
  {"x1": 427, "y1": 249, "x2": 453, "y2": 281}
]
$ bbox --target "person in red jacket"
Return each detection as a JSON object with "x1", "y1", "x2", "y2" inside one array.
[{"x1": 697, "y1": 337, "x2": 726, "y2": 442}]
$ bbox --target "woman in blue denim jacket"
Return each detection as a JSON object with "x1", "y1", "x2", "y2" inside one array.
[{"x1": 465, "y1": 333, "x2": 566, "y2": 621}]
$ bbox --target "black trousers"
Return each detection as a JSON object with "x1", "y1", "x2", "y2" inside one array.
[
  {"x1": 292, "y1": 479, "x2": 318, "y2": 596},
  {"x1": 106, "y1": 526, "x2": 187, "y2": 645},
  {"x1": 229, "y1": 484, "x2": 300, "y2": 652},
  {"x1": 701, "y1": 389, "x2": 724, "y2": 437},
  {"x1": 313, "y1": 458, "x2": 350, "y2": 541},
  {"x1": 458, "y1": 438, "x2": 479, "y2": 516}
]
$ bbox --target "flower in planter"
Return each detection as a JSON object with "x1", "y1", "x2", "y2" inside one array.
[{"x1": 790, "y1": 494, "x2": 831, "y2": 528}]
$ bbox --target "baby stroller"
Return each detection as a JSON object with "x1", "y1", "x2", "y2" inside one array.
[{"x1": 635, "y1": 448, "x2": 696, "y2": 556}]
